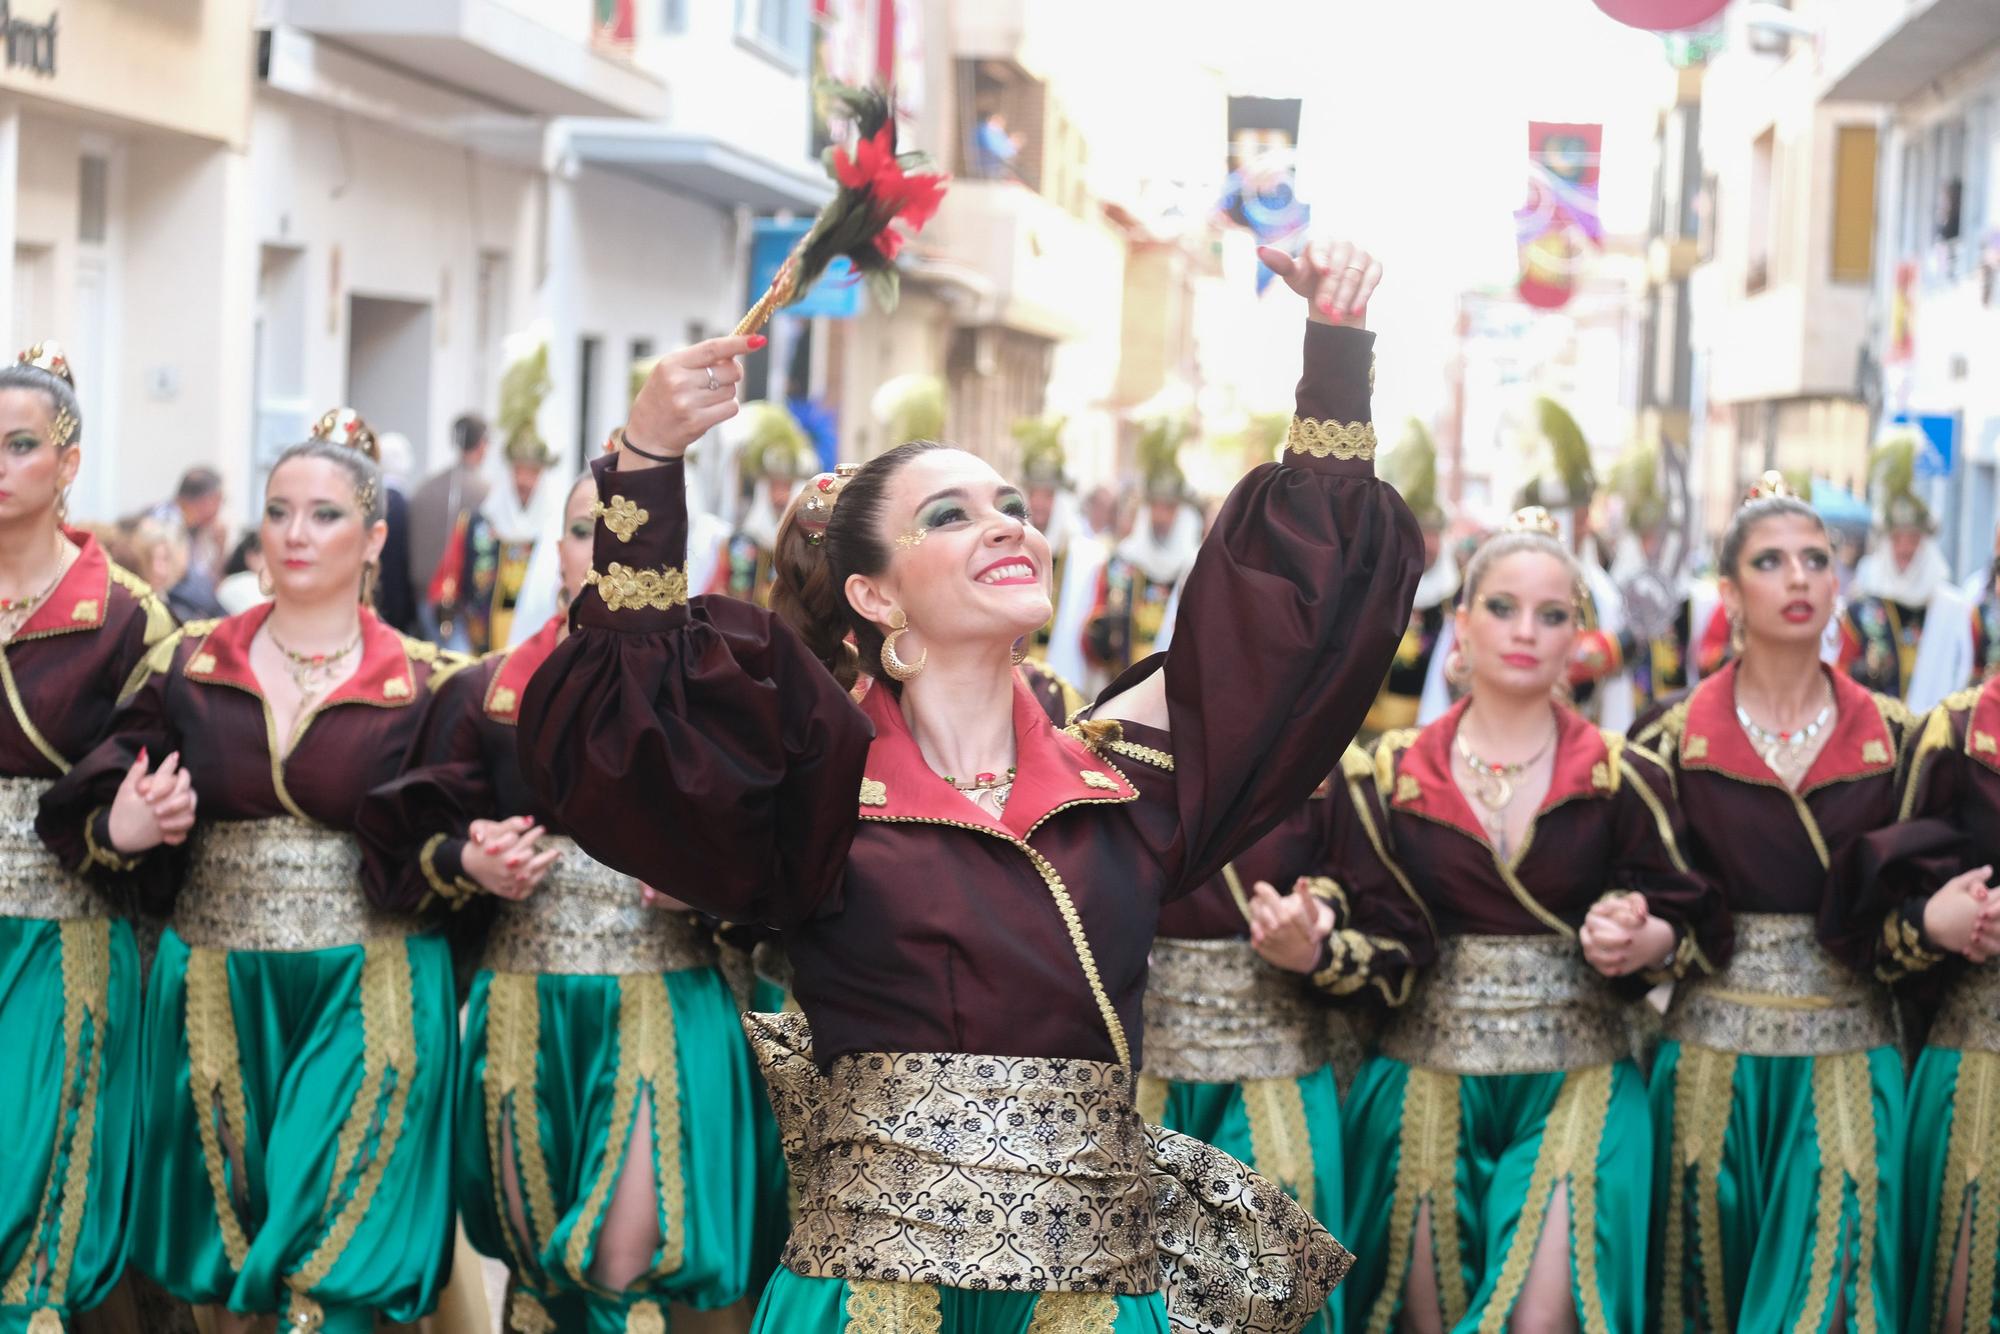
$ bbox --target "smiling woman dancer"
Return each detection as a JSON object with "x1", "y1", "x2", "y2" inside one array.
[
  {"x1": 41, "y1": 411, "x2": 466, "y2": 1334},
  {"x1": 1635, "y1": 475, "x2": 1925, "y2": 1333},
  {"x1": 1342, "y1": 509, "x2": 1729, "y2": 1334},
  {"x1": 0, "y1": 342, "x2": 172, "y2": 1334},
  {"x1": 517, "y1": 238, "x2": 1421, "y2": 1334}
]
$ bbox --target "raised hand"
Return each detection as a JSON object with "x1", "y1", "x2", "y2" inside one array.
[
  {"x1": 107, "y1": 749, "x2": 198, "y2": 854},
  {"x1": 621, "y1": 335, "x2": 765, "y2": 467},
  {"x1": 463, "y1": 814, "x2": 560, "y2": 901},
  {"x1": 1256, "y1": 239, "x2": 1382, "y2": 327},
  {"x1": 1247, "y1": 878, "x2": 1334, "y2": 975},
  {"x1": 1580, "y1": 891, "x2": 1676, "y2": 978},
  {"x1": 1922, "y1": 865, "x2": 2000, "y2": 961}
]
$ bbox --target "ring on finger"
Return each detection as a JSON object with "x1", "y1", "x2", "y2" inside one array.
[{"x1": 704, "y1": 366, "x2": 719, "y2": 392}]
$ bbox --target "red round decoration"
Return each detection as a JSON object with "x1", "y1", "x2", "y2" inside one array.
[{"x1": 1592, "y1": 0, "x2": 1729, "y2": 31}]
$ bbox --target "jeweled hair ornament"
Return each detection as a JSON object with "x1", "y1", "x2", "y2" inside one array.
[
  {"x1": 1743, "y1": 470, "x2": 1798, "y2": 504},
  {"x1": 310, "y1": 407, "x2": 382, "y2": 462},
  {"x1": 16, "y1": 341, "x2": 77, "y2": 447},
  {"x1": 1503, "y1": 505, "x2": 1562, "y2": 539},
  {"x1": 795, "y1": 463, "x2": 862, "y2": 547}
]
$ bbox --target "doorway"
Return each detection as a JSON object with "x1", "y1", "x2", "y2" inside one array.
[{"x1": 347, "y1": 296, "x2": 433, "y2": 465}]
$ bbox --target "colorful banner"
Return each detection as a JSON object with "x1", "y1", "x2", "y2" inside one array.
[
  {"x1": 1219, "y1": 97, "x2": 1310, "y2": 294},
  {"x1": 1516, "y1": 121, "x2": 1604, "y2": 310},
  {"x1": 591, "y1": 0, "x2": 635, "y2": 54}
]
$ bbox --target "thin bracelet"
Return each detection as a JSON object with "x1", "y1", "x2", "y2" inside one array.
[{"x1": 613, "y1": 427, "x2": 675, "y2": 464}]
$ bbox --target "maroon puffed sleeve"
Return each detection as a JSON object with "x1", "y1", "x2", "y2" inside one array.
[
  {"x1": 1824, "y1": 702, "x2": 1967, "y2": 985},
  {"x1": 37, "y1": 634, "x2": 187, "y2": 915},
  {"x1": 517, "y1": 454, "x2": 873, "y2": 927},
  {"x1": 355, "y1": 662, "x2": 492, "y2": 913},
  {"x1": 1303, "y1": 746, "x2": 1438, "y2": 1007},
  {"x1": 1609, "y1": 741, "x2": 1732, "y2": 992},
  {"x1": 1141, "y1": 322, "x2": 1423, "y2": 891}
]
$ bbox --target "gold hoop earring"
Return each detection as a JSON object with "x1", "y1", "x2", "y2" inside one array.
[
  {"x1": 1446, "y1": 646, "x2": 1470, "y2": 687},
  {"x1": 881, "y1": 608, "x2": 926, "y2": 682},
  {"x1": 1728, "y1": 614, "x2": 1745, "y2": 657},
  {"x1": 1011, "y1": 638, "x2": 1028, "y2": 666},
  {"x1": 257, "y1": 566, "x2": 274, "y2": 598}
]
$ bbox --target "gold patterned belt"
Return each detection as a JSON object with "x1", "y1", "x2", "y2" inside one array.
[
  {"x1": 1142, "y1": 936, "x2": 1328, "y2": 1083},
  {"x1": 747, "y1": 1010, "x2": 1350, "y2": 1323},
  {"x1": 1380, "y1": 934, "x2": 1627, "y2": 1075},
  {"x1": 1666, "y1": 912, "x2": 1894, "y2": 1056},
  {"x1": 0, "y1": 775, "x2": 112, "y2": 920},
  {"x1": 175, "y1": 817, "x2": 422, "y2": 953},
  {"x1": 482, "y1": 837, "x2": 717, "y2": 975},
  {"x1": 1926, "y1": 961, "x2": 2000, "y2": 1052}
]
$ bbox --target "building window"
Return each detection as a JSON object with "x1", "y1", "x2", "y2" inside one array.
[
  {"x1": 1830, "y1": 124, "x2": 1876, "y2": 285},
  {"x1": 737, "y1": 0, "x2": 808, "y2": 70},
  {"x1": 628, "y1": 337, "x2": 655, "y2": 409},
  {"x1": 1746, "y1": 127, "x2": 1775, "y2": 295},
  {"x1": 578, "y1": 335, "x2": 602, "y2": 468},
  {"x1": 78, "y1": 155, "x2": 108, "y2": 244},
  {"x1": 662, "y1": 0, "x2": 687, "y2": 32}
]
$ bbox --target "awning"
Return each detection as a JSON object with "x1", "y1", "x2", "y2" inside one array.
[
  {"x1": 1824, "y1": 0, "x2": 2000, "y2": 103},
  {"x1": 566, "y1": 124, "x2": 834, "y2": 214}
]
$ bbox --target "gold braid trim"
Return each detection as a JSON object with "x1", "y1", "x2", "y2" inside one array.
[
  {"x1": 81, "y1": 808, "x2": 137, "y2": 873},
  {"x1": 565, "y1": 975, "x2": 687, "y2": 1286},
  {"x1": 0, "y1": 652, "x2": 67, "y2": 773},
  {"x1": 508, "y1": 1292, "x2": 557, "y2": 1334},
  {"x1": 1286, "y1": 417, "x2": 1377, "y2": 461},
  {"x1": 1242, "y1": 1077, "x2": 1317, "y2": 1220},
  {"x1": 1938, "y1": 1050, "x2": 2000, "y2": 1331},
  {"x1": 844, "y1": 1278, "x2": 942, "y2": 1333},
  {"x1": 1368, "y1": 1068, "x2": 1466, "y2": 1334},
  {"x1": 1904, "y1": 703, "x2": 1959, "y2": 819},
  {"x1": 290, "y1": 940, "x2": 418, "y2": 1298},
  {"x1": 640, "y1": 974, "x2": 688, "y2": 1280},
  {"x1": 1135, "y1": 1074, "x2": 1168, "y2": 1128},
  {"x1": 1662, "y1": 1045, "x2": 1736, "y2": 1334},
  {"x1": 483, "y1": 974, "x2": 551, "y2": 1282},
  {"x1": 184, "y1": 946, "x2": 253, "y2": 1270},
  {"x1": 1024, "y1": 1291, "x2": 1120, "y2": 1333},
  {"x1": 420, "y1": 833, "x2": 480, "y2": 908},
  {"x1": 1105, "y1": 739, "x2": 1173, "y2": 771},
  {"x1": 1478, "y1": 1065, "x2": 1613, "y2": 1334},
  {"x1": 1023, "y1": 844, "x2": 1132, "y2": 1069},
  {"x1": 1798, "y1": 1052, "x2": 1881, "y2": 1334},
  {"x1": 586, "y1": 564, "x2": 689, "y2": 613},
  {"x1": 593, "y1": 495, "x2": 650, "y2": 543},
  {"x1": 0, "y1": 922, "x2": 110, "y2": 1308},
  {"x1": 46, "y1": 920, "x2": 108, "y2": 1306},
  {"x1": 627, "y1": 1300, "x2": 666, "y2": 1333}
]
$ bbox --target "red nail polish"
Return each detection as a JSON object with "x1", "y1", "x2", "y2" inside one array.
[
  {"x1": 747, "y1": 334, "x2": 768, "y2": 350},
  {"x1": 137, "y1": 747, "x2": 148, "y2": 767}
]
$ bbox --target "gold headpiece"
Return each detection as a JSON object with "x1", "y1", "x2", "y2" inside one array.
[
  {"x1": 310, "y1": 407, "x2": 381, "y2": 461},
  {"x1": 1743, "y1": 470, "x2": 1797, "y2": 504},
  {"x1": 307, "y1": 407, "x2": 381, "y2": 512},
  {"x1": 796, "y1": 463, "x2": 863, "y2": 546},
  {"x1": 15, "y1": 341, "x2": 77, "y2": 447},
  {"x1": 1503, "y1": 506, "x2": 1561, "y2": 539}
]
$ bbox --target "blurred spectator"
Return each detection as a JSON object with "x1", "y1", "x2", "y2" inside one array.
[
  {"x1": 126, "y1": 515, "x2": 201, "y2": 620},
  {"x1": 409, "y1": 414, "x2": 490, "y2": 639},
  {"x1": 216, "y1": 532, "x2": 267, "y2": 616},
  {"x1": 147, "y1": 467, "x2": 226, "y2": 618},
  {"x1": 372, "y1": 430, "x2": 419, "y2": 633},
  {"x1": 975, "y1": 111, "x2": 1024, "y2": 179}
]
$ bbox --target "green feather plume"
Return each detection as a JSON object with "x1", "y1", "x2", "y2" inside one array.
[
  {"x1": 871, "y1": 373, "x2": 945, "y2": 446},
  {"x1": 1382, "y1": 419, "x2": 1442, "y2": 527}
]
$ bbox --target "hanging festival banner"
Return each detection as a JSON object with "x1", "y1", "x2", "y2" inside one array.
[
  {"x1": 1516, "y1": 121, "x2": 1603, "y2": 310},
  {"x1": 1218, "y1": 97, "x2": 1310, "y2": 294}
]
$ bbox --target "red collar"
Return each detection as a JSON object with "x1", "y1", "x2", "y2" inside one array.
[
  {"x1": 1389, "y1": 696, "x2": 1614, "y2": 843},
  {"x1": 486, "y1": 615, "x2": 563, "y2": 723},
  {"x1": 184, "y1": 601, "x2": 416, "y2": 708},
  {"x1": 856, "y1": 673, "x2": 1137, "y2": 838},
  {"x1": 1965, "y1": 677, "x2": 2000, "y2": 774},
  {"x1": 1679, "y1": 660, "x2": 1894, "y2": 789},
  {"x1": 15, "y1": 528, "x2": 111, "y2": 640}
]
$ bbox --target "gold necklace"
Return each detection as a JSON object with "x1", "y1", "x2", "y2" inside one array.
[
  {"x1": 0, "y1": 540, "x2": 73, "y2": 640},
  {"x1": 267, "y1": 626, "x2": 361, "y2": 698},
  {"x1": 1454, "y1": 721, "x2": 1557, "y2": 811}
]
